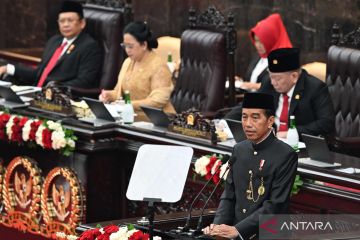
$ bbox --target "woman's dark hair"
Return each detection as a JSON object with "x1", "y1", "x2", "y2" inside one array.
[{"x1": 123, "y1": 21, "x2": 158, "y2": 50}]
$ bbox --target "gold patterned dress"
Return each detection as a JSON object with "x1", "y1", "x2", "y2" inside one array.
[{"x1": 106, "y1": 51, "x2": 175, "y2": 121}]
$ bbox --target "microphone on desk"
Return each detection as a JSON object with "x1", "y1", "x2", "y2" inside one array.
[
  {"x1": 194, "y1": 155, "x2": 236, "y2": 234},
  {"x1": 181, "y1": 154, "x2": 231, "y2": 232}
]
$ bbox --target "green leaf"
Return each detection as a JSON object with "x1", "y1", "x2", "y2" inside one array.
[{"x1": 127, "y1": 223, "x2": 135, "y2": 230}]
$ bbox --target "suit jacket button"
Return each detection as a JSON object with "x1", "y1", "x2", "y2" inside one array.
[{"x1": 243, "y1": 209, "x2": 246, "y2": 213}]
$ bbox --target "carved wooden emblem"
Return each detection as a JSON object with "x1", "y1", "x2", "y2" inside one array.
[
  {"x1": 1, "y1": 156, "x2": 42, "y2": 234},
  {"x1": 41, "y1": 167, "x2": 85, "y2": 237}
]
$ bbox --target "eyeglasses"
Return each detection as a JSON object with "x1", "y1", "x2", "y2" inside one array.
[
  {"x1": 57, "y1": 18, "x2": 81, "y2": 25},
  {"x1": 120, "y1": 43, "x2": 137, "y2": 50}
]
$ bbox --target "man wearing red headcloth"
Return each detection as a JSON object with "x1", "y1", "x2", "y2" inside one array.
[
  {"x1": 237, "y1": 13, "x2": 292, "y2": 91},
  {"x1": 0, "y1": 1, "x2": 102, "y2": 88}
]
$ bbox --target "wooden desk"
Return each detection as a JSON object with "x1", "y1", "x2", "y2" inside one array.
[{"x1": 0, "y1": 107, "x2": 360, "y2": 240}]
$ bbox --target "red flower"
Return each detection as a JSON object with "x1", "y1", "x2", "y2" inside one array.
[
  {"x1": 211, "y1": 160, "x2": 222, "y2": 184},
  {"x1": 96, "y1": 234, "x2": 110, "y2": 240},
  {"x1": 78, "y1": 228, "x2": 101, "y2": 240},
  {"x1": 129, "y1": 231, "x2": 150, "y2": 240},
  {"x1": 42, "y1": 128, "x2": 52, "y2": 149},
  {"x1": 103, "y1": 225, "x2": 119, "y2": 234},
  {"x1": 19, "y1": 116, "x2": 28, "y2": 127},
  {"x1": 10, "y1": 116, "x2": 24, "y2": 142},
  {"x1": 0, "y1": 113, "x2": 11, "y2": 140},
  {"x1": 205, "y1": 155, "x2": 218, "y2": 180},
  {"x1": 29, "y1": 120, "x2": 41, "y2": 140}
]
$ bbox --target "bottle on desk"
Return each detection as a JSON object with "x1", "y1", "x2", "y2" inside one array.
[
  {"x1": 122, "y1": 90, "x2": 134, "y2": 124},
  {"x1": 287, "y1": 115, "x2": 299, "y2": 151}
]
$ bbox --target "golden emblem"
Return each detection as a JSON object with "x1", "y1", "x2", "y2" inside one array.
[
  {"x1": 67, "y1": 44, "x2": 75, "y2": 54},
  {"x1": 45, "y1": 88, "x2": 53, "y2": 101},
  {"x1": 187, "y1": 114, "x2": 194, "y2": 125},
  {"x1": 295, "y1": 94, "x2": 300, "y2": 100},
  {"x1": 258, "y1": 185, "x2": 265, "y2": 196},
  {"x1": 14, "y1": 172, "x2": 32, "y2": 209},
  {"x1": 246, "y1": 170, "x2": 265, "y2": 202},
  {"x1": 273, "y1": 59, "x2": 278, "y2": 65},
  {"x1": 52, "y1": 184, "x2": 71, "y2": 221}
]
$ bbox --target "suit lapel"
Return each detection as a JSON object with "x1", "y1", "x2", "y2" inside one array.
[
  {"x1": 54, "y1": 32, "x2": 84, "y2": 68},
  {"x1": 289, "y1": 72, "x2": 305, "y2": 116}
]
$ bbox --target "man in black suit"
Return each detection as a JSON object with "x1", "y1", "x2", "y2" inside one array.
[
  {"x1": 203, "y1": 92, "x2": 298, "y2": 240},
  {"x1": 0, "y1": 1, "x2": 102, "y2": 89},
  {"x1": 225, "y1": 48, "x2": 335, "y2": 138}
]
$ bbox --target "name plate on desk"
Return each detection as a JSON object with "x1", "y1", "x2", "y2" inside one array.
[
  {"x1": 167, "y1": 108, "x2": 218, "y2": 142},
  {"x1": 168, "y1": 125, "x2": 212, "y2": 140},
  {"x1": 29, "y1": 86, "x2": 75, "y2": 117}
]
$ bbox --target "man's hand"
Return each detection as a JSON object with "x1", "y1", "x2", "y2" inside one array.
[
  {"x1": 203, "y1": 224, "x2": 239, "y2": 239},
  {"x1": 0, "y1": 65, "x2": 7, "y2": 78}
]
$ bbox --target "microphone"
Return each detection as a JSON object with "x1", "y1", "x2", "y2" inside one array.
[
  {"x1": 194, "y1": 155, "x2": 236, "y2": 234},
  {"x1": 181, "y1": 154, "x2": 231, "y2": 232}
]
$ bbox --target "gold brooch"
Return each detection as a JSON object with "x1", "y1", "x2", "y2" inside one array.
[
  {"x1": 295, "y1": 94, "x2": 300, "y2": 100},
  {"x1": 273, "y1": 59, "x2": 278, "y2": 64},
  {"x1": 67, "y1": 44, "x2": 75, "y2": 54}
]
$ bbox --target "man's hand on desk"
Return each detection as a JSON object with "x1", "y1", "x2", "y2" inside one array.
[
  {"x1": 203, "y1": 223, "x2": 239, "y2": 239},
  {"x1": 0, "y1": 65, "x2": 7, "y2": 78}
]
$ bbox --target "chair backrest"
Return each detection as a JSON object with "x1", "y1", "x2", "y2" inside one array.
[
  {"x1": 326, "y1": 45, "x2": 360, "y2": 138},
  {"x1": 83, "y1": 2, "x2": 132, "y2": 90},
  {"x1": 170, "y1": 6, "x2": 237, "y2": 113}
]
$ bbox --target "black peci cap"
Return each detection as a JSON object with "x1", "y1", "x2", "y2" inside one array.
[
  {"x1": 268, "y1": 48, "x2": 300, "y2": 73},
  {"x1": 242, "y1": 92, "x2": 275, "y2": 114},
  {"x1": 59, "y1": 0, "x2": 84, "y2": 18}
]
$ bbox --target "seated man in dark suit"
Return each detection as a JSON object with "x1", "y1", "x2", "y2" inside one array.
[
  {"x1": 0, "y1": 1, "x2": 102, "y2": 89},
  {"x1": 225, "y1": 48, "x2": 335, "y2": 138},
  {"x1": 203, "y1": 92, "x2": 298, "y2": 240}
]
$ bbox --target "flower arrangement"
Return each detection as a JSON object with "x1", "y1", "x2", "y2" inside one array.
[
  {"x1": 56, "y1": 224, "x2": 162, "y2": 240},
  {"x1": 194, "y1": 154, "x2": 229, "y2": 184},
  {"x1": 0, "y1": 112, "x2": 76, "y2": 156}
]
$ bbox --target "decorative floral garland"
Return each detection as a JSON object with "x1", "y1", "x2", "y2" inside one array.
[
  {"x1": 56, "y1": 224, "x2": 162, "y2": 240},
  {"x1": 0, "y1": 112, "x2": 76, "y2": 156},
  {"x1": 194, "y1": 154, "x2": 229, "y2": 184}
]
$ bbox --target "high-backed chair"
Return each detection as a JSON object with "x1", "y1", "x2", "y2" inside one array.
[
  {"x1": 326, "y1": 25, "x2": 360, "y2": 157},
  {"x1": 69, "y1": 1, "x2": 133, "y2": 98},
  {"x1": 170, "y1": 6, "x2": 237, "y2": 113}
]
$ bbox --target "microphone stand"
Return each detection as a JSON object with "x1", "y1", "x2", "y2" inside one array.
[
  {"x1": 181, "y1": 168, "x2": 222, "y2": 232},
  {"x1": 193, "y1": 166, "x2": 231, "y2": 235},
  {"x1": 180, "y1": 155, "x2": 230, "y2": 232}
]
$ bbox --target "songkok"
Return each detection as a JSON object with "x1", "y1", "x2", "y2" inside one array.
[
  {"x1": 268, "y1": 48, "x2": 300, "y2": 72},
  {"x1": 59, "y1": 0, "x2": 84, "y2": 18},
  {"x1": 242, "y1": 92, "x2": 275, "y2": 114}
]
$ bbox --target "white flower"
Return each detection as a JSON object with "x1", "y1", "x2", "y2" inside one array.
[
  {"x1": 220, "y1": 161, "x2": 229, "y2": 180},
  {"x1": 67, "y1": 139, "x2": 75, "y2": 148},
  {"x1": 51, "y1": 130, "x2": 67, "y2": 149},
  {"x1": 35, "y1": 125, "x2": 46, "y2": 147},
  {"x1": 5, "y1": 115, "x2": 15, "y2": 139},
  {"x1": 109, "y1": 227, "x2": 128, "y2": 240},
  {"x1": 47, "y1": 120, "x2": 63, "y2": 132},
  {"x1": 194, "y1": 156, "x2": 210, "y2": 176},
  {"x1": 210, "y1": 159, "x2": 222, "y2": 175},
  {"x1": 66, "y1": 235, "x2": 78, "y2": 240},
  {"x1": 22, "y1": 119, "x2": 34, "y2": 141}
]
